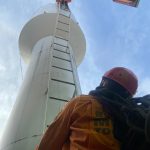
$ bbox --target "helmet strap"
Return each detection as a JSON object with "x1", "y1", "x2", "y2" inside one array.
[{"x1": 100, "y1": 77, "x2": 132, "y2": 99}]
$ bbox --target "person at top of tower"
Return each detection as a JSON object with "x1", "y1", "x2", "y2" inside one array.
[
  {"x1": 56, "y1": 0, "x2": 70, "y2": 10},
  {"x1": 36, "y1": 67, "x2": 150, "y2": 150}
]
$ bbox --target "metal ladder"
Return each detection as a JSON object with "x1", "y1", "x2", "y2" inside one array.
[{"x1": 44, "y1": 2, "x2": 81, "y2": 129}]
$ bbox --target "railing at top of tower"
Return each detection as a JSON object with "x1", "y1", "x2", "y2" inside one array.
[
  {"x1": 56, "y1": 0, "x2": 71, "y2": 3},
  {"x1": 56, "y1": 0, "x2": 71, "y2": 11},
  {"x1": 56, "y1": 0, "x2": 140, "y2": 8}
]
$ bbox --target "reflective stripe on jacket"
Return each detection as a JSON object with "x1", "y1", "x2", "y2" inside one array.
[{"x1": 37, "y1": 95, "x2": 120, "y2": 150}]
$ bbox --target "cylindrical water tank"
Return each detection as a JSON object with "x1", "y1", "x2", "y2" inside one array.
[{"x1": 1, "y1": 3, "x2": 86, "y2": 150}]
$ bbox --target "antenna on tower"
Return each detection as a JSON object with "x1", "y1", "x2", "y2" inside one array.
[{"x1": 113, "y1": 0, "x2": 140, "y2": 7}]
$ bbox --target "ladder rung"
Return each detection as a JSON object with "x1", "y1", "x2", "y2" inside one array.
[
  {"x1": 54, "y1": 43, "x2": 68, "y2": 48},
  {"x1": 51, "y1": 78, "x2": 75, "y2": 86},
  {"x1": 56, "y1": 28, "x2": 69, "y2": 33},
  {"x1": 49, "y1": 97, "x2": 68, "y2": 102},
  {"x1": 58, "y1": 20, "x2": 69, "y2": 25},
  {"x1": 53, "y1": 48, "x2": 70, "y2": 54},
  {"x1": 59, "y1": 13, "x2": 70, "y2": 18},
  {"x1": 52, "y1": 66, "x2": 73, "y2": 72},
  {"x1": 55, "y1": 36, "x2": 68, "y2": 42},
  {"x1": 60, "y1": 8, "x2": 70, "y2": 12},
  {"x1": 59, "y1": 12, "x2": 70, "y2": 17},
  {"x1": 53, "y1": 56, "x2": 71, "y2": 62},
  {"x1": 64, "y1": 9, "x2": 70, "y2": 12}
]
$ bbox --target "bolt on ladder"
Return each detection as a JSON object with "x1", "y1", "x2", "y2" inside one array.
[{"x1": 44, "y1": 2, "x2": 81, "y2": 129}]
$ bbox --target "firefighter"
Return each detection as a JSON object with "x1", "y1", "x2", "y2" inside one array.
[{"x1": 36, "y1": 67, "x2": 139, "y2": 150}]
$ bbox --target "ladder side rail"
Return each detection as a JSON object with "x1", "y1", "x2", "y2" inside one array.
[
  {"x1": 43, "y1": 3, "x2": 61, "y2": 132},
  {"x1": 69, "y1": 48, "x2": 82, "y2": 96},
  {"x1": 66, "y1": 11, "x2": 82, "y2": 96}
]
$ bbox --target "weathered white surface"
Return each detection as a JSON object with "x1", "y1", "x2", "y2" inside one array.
[
  {"x1": 1, "y1": 3, "x2": 86, "y2": 150},
  {"x1": 19, "y1": 3, "x2": 86, "y2": 65}
]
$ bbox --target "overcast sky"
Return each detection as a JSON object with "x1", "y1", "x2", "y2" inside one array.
[{"x1": 1, "y1": 0, "x2": 150, "y2": 141}]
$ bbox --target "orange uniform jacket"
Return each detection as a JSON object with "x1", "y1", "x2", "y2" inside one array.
[{"x1": 37, "y1": 95, "x2": 120, "y2": 150}]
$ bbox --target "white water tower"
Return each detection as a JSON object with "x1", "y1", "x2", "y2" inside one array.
[{"x1": 1, "y1": 3, "x2": 86, "y2": 150}]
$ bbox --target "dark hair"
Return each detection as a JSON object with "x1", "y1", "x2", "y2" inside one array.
[{"x1": 100, "y1": 77, "x2": 132, "y2": 99}]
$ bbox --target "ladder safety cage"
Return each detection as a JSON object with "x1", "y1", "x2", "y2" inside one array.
[
  {"x1": 48, "y1": 1, "x2": 72, "y2": 101},
  {"x1": 44, "y1": 0, "x2": 81, "y2": 129}
]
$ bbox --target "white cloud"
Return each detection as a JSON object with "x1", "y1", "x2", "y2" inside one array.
[
  {"x1": 0, "y1": 85, "x2": 19, "y2": 142},
  {"x1": 137, "y1": 78, "x2": 150, "y2": 96},
  {"x1": 0, "y1": 20, "x2": 17, "y2": 36},
  {"x1": 0, "y1": 10, "x2": 22, "y2": 141},
  {"x1": 78, "y1": 37, "x2": 104, "y2": 94},
  {"x1": 0, "y1": 64, "x2": 6, "y2": 72}
]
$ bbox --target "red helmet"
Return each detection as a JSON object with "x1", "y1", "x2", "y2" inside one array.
[{"x1": 103, "y1": 67, "x2": 138, "y2": 95}]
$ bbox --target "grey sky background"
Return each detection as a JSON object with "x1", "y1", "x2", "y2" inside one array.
[{"x1": 1, "y1": 0, "x2": 150, "y2": 141}]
